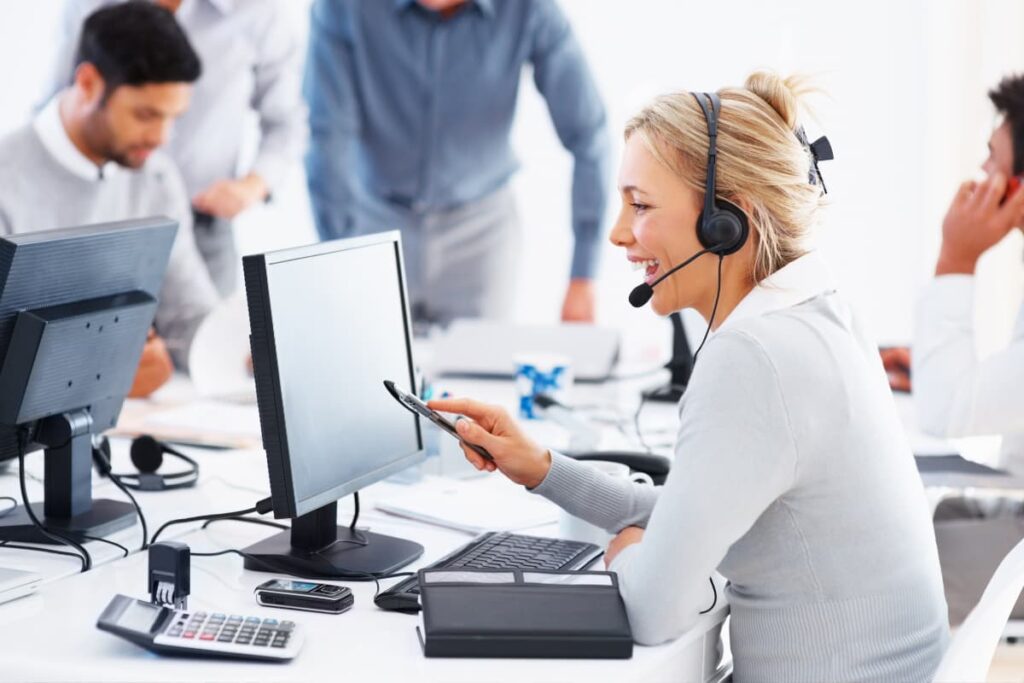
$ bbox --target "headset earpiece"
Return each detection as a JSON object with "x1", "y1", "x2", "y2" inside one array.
[
  {"x1": 130, "y1": 435, "x2": 164, "y2": 474},
  {"x1": 697, "y1": 200, "x2": 748, "y2": 256}
]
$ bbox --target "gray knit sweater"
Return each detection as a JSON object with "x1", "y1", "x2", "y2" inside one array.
[
  {"x1": 0, "y1": 123, "x2": 218, "y2": 367},
  {"x1": 533, "y1": 254, "x2": 950, "y2": 682}
]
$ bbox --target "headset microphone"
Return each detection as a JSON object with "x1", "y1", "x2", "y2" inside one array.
[{"x1": 629, "y1": 247, "x2": 714, "y2": 308}]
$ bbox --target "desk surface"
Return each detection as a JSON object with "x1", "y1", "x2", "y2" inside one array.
[{"x1": 0, "y1": 375, "x2": 729, "y2": 682}]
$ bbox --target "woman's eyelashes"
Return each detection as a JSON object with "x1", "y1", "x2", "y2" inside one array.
[{"x1": 630, "y1": 202, "x2": 651, "y2": 215}]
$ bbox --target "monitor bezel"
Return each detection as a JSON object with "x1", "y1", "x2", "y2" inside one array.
[{"x1": 243, "y1": 230, "x2": 425, "y2": 519}]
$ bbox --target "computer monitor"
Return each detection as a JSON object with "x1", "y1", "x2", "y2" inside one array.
[
  {"x1": 0, "y1": 218, "x2": 177, "y2": 543},
  {"x1": 241, "y1": 230, "x2": 425, "y2": 578}
]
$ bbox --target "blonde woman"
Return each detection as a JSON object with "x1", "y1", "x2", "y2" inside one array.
[{"x1": 430, "y1": 72, "x2": 949, "y2": 681}]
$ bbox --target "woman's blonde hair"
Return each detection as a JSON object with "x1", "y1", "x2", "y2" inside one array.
[{"x1": 624, "y1": 71, "x2": 825, "y2": 283}]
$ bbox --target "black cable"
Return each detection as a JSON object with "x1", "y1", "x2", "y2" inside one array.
[
  {"x1": 201, "y1": 516, "x2": 288, "y2": 532},
  {"x1": 16, "y1": 434, "x2": 91, "y2": 572},
  {"x1": 692, "y1": 255, "x2": 724, "y2": 363},
  {"x1": 699, "y1": 577, "x2": 718, "y2": 614},
  {"x1": 104, "y1": 470, "x2": 148, "y2": 551},
  {"x1": 150, "y1": 504, "x2": 258, "y2": 545},
  {"x1": 0, "y1": 496, "x2": 16, "y2": 518},
  {"x1": 82, "y1": 534, "x2": 129, "y2": 558},
  {"x1": 350, "y1": 491, "x2": 360, "y2": 531},
  {"x1": 0, "y1": 540, "x2": 84, "y2": 562}
]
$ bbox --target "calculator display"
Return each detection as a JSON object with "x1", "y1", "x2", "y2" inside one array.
[
  {"x1": 264, "y1": 580, "x2": 318, "y2": 592},
  {"x1": 117, "y1": 600, "x2": 162, "y2": 634}
]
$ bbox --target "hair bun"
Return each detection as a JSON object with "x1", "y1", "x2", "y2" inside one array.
[{"x1": 744, "y1": 71, "x2": 804, "y2": 129}]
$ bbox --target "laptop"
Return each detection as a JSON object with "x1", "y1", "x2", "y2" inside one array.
[
  {"x1": 0, "y1": 567, "x2": 42, "y2": 605},
  {"x1": 431, "y1": 320, "x2": 621, "y2": 382}
]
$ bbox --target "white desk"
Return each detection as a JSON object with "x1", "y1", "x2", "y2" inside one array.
[{"x1": 0, "y1": 375, "x2": 730, "y2": 683}]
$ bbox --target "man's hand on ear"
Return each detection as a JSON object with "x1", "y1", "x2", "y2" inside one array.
[{"x1": 129, "y1": 329, "x2": 173, "y2": 398}]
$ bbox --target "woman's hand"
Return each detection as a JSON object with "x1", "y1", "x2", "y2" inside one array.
[
  {"x1": 605, "y1": 526, "x2": 645, "y2": 566},
  {"x1": 427, "y1": 397, "x2": 552, "y2": 488}
]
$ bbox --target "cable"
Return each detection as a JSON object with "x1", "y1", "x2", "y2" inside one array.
[
  {"x1": 149, "y1": 497, "x2": 272, "y2": 544},
  {"x1": 692, "y1": 255, "x2": 724, "y2": 363},
  {"x1": 201, "y1": 516, "x2": 288, "y2": 532},
  {"x1": 699, "y1": 577, "x2": 718, "y2": 614},
  {"x1": 16, "y1": 433, "x2": 91, "y2": 572},
  {"x1": 0, "y1": 540, "x2": 85, "y2": 563},
  {"x1": 0, "y1": 496, "x2": 16, "y2": 518},
  {"x1": 104, "y1": 470, "x2": 148, "y2": 551},
  {"x1": 350, "y1": 491, "x2": 360, "y2": 531},
  {"x1": 82, "y1": 534, "x2": 129, "y2": 558}
]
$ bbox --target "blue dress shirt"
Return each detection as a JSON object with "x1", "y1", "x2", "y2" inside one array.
[{"x1": 305, "y1": 0, "x2": 611, "y2": 279}]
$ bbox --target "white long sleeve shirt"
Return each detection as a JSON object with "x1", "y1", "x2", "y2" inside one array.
[
  {"x1": 534, "y1": 252, "x2": 949, "y2": 682},
  {"x1": 912, "y1": 275, "x2": 1024, "y2": 473}
]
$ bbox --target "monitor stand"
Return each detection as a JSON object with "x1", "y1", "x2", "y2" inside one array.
[
  {"x1": 643, "y1": 312, "x2": 693, "y2": 403},
  {"x1": 242, "y1": 501, "x2": 423, "y2": 579},
  {"x1": 0, "y1": 411, "x2": 136, "y2": 543}
]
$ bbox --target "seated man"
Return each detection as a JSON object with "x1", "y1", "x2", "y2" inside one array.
[
  {"x1": 0, "y1": 2, "x2": 218, "y2": 396},
  {"x1": 913, "y1": 73, "x2": 1024, "y2": 624}
]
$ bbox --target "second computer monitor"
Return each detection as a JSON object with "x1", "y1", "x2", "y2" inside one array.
[{"x1": 242, "y1": 230, "x2": 425, "y2": 577}]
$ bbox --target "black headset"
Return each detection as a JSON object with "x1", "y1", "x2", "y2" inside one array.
[
  {"x1": 691, "y1": 91, "x2": 750, "y2": 256},
  {"x1": 93, "y1": 434, "x2": 199, "y2": 491}
]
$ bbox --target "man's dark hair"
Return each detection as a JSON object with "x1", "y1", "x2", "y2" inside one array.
[
  {"x1": 75, "y1": 1, "x2": 201, "y2": 96},
  {"x1": 990, "y1": 74, "x2": 1024, "y2": 174}
]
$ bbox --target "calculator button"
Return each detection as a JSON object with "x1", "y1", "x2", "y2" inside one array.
[
  {"x1": 236, "y1": 637, "x2": 252, "y2": 645},
  {"x1": 200, "y1": 633, "x2": 216, "y2": 641},
  {"x1": 182, "y1": 632, "x2": 196, "y2": 639},
  {"x1": 271, "y1": 641, "x2": 287, "y2": 648},
  {"x1": 279, "y1": 621, "x2": 295, "y2": 630},
  {"x1": 217, "y1": 635, "x2": 235, "y2": 643},
  {"x1": 245, "y1": 617, "x2": 260, "y2": 624},
  {"x1": 261, "y1": 618, "x2": 278, "y2": 626},
  {"x1": 228, "y1": 615, "x2": 243, "y2": 623}
]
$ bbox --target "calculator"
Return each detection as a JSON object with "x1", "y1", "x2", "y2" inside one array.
[{"x1": 97, "y1": 594, "x2": 303, "y2": 661}]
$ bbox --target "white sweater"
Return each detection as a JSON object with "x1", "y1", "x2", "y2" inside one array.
[{"x1": 534, "y1": 253, "x2": 949, "y2": 682}]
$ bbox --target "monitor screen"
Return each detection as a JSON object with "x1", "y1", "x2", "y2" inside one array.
[{"x1": 250, "y1": 234, "x2": 422, "y2": 516}]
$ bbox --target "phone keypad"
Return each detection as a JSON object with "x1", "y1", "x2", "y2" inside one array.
[{"x1": 163, "y1": 611, "x2": 295, "y2": 648}]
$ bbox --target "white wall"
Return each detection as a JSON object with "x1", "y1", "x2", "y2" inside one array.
[{"x1": 2, "y1": 0, "x2": 1021, "y2": 361}]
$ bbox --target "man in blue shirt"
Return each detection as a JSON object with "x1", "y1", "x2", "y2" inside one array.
[{"x1": 305, "y1": 0, "x2": 610, "y2": 323}]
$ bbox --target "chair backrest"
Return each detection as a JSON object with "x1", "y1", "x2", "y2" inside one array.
[{"x1": 934, "y1": 535, "x2": 1024, "y2": 682}]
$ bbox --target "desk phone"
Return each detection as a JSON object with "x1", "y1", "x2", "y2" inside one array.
[{"x1": 97, "y1": 594, "x2": 303, "y2": 661}]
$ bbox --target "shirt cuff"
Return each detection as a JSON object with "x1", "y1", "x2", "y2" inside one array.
[
  {"x1": 529, "y1": 451, "x2": 624, "y2": 520},
  {"x1": 250, "y1": 152, "x2": 290, "y2": 196},
  {"x1": 570, "y1": 220, "x2": 601, "y2": 279},
  {"x1": 917, "y1": 274, "x2": 974, "y2": 323}
]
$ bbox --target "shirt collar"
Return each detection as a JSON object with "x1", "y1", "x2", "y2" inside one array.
[
  {"x1": 716, "y1": 251, "x2": 836, "y2": 333},
  {"x1": 33, "y1": 95, "x2": 117, "y2": 183},
  {"x1": 394, "y1": 0, "x2": 494, "y2": 18}
]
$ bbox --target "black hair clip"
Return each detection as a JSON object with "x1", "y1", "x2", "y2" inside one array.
[{"x1": 795, "y1": 126, "x2": 834, "y2": 194}]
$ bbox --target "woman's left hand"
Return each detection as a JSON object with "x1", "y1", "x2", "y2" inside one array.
[{"x1": 605, "y1": 526, "x2": 645, "y2": 566}]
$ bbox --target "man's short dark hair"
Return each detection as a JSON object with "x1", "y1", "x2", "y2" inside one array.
[
  {"x1": 990, "y1": 74, "x2": 1024, "y2": 174},
  {"x1": 75, "y1": 1, "x2": 201, "y2": 96}
]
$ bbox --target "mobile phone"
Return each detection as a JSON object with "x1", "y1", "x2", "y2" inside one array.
[
  {"x1": 1002, "y1": 175, "x2": 1022, "y2": 205},
  {"x1": 383, "y1": 380, "x2": 494, "y2": 461},
  {"x1": 254, "y1": 579, "x2": 353, "y2": 614}
]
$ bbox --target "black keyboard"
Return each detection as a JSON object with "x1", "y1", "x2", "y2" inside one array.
[{"x1": 374, "y1": 531, "x2": 603, "y2": 612}]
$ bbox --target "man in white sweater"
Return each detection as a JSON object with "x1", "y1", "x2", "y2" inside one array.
[
  {"x1": 913, "y1": 74, "x2": 1024, "y2": 624},
  {"x1": 0, "y1": 3, "x2": 218, "y2": 394}
]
